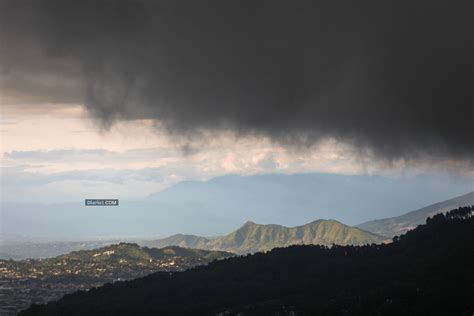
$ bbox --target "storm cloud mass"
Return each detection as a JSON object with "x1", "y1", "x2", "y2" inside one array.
[{"x1": 0, "y1": 0, "x2": 472, "y2": 162}]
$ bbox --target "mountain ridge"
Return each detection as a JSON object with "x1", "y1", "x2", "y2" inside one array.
[
  {"x1": 357, "y1": 191, "x2": 474, "y2": 237},
  {"x1": 142, "y1": 219, "x2": 387, "y2": 254}
]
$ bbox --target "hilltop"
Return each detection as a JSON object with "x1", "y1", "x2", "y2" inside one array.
[{"x1": 54, "y1": 243, "x2": 229, "y2": 263}]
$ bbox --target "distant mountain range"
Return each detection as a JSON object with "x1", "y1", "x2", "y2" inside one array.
[
  {"x1": 3, "y1": 192, "x2": 472, "y2": 260},
  {"x1": 142, "y1": 191, "x2": 474, "y2": 253},
  {"x1": 142, "y1": 219, "x2": 387, "y2": 254},
  {"x1": 4, "y1": 173, "x2": 472, "y2": 240},
  {"x1": 357, "y1": 191, "x2": 474, "y2": 237}
]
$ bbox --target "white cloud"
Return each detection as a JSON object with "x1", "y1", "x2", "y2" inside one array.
[{"x1": 1, "y1": 104, "x2": 472, "y2": 203}]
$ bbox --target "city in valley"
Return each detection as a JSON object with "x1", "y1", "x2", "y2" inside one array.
[{"x1": 0, "y1": 243, "x2": 231, "y2": 315}]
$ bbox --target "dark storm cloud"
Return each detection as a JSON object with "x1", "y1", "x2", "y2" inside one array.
[{"x1": 1, "y1": 0, "x2": 472, "y2": 162}]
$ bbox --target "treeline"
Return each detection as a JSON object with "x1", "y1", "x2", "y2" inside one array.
[{"x1": 23, "y1": 206, "x2": 474, "y2": 316}]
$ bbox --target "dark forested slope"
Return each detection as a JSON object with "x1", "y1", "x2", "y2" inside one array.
[{"x1": 23, "y1": 207, "x2": 474, "y2": 316}]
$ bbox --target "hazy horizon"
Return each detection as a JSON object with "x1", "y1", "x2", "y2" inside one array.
[{"x1": 2, "y1": 173, "x2": 472, "y2": 241}]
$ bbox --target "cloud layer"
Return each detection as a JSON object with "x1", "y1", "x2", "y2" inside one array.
[{"x1": 1, "y1": 0, "x2": 472, "y2": 163}]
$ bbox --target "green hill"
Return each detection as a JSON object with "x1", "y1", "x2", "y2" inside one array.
[
  {"x1": 144, "y1": 219, "x2": 387, "y2": 254},
  {"x1": 206, "y1": 220, "x2": 386, "y2": 253}
]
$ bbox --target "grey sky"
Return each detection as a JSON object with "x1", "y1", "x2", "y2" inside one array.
[{"x1": 1, "y1": 0, "x2": 472, "y2": 163}]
